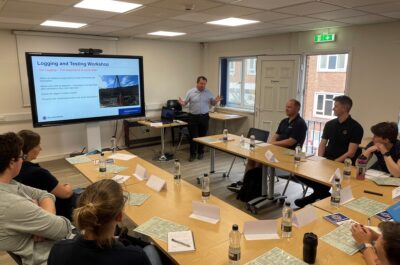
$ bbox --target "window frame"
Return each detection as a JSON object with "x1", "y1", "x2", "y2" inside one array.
[
  {"x1": 225, "y1": 57, "x2": 256, "y2": 110},
  {"x1": 313, "y1": 91, "x2": 344, "y2": 119},
  {"x1": 317, "y1": 54, "x2": 348, "y2": 72}
]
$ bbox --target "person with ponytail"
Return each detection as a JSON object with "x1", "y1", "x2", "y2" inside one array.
[{"x1": 48, "y1": 179, "x2": 162, "y2": 265}]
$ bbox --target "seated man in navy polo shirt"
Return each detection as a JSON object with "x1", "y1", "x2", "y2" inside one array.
[
  {"x1": 362, "y1": 122, "x2": 400, "y2": 177},
  {"x1": 228, "y1": 99, "x2": 307, "y2": 192},
  {"x1": 295, "y1": 95, "x2": 364, "y2": 208}
]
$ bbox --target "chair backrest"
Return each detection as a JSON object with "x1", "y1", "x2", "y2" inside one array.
[
  {"x1": 7, "y1": 251, "x2": 23, "y2": 265},
  {"x1": 166, "y1": 99, "x2": 182, "y2": 112},
  {"x1": 247, "y1": 128, "x2": 270, "y2": 142}
]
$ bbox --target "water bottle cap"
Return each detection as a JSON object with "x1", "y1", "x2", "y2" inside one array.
[
  {"x1": 100, "y1": 152, "x2": 104, "y2": 156},
  {"x1": 285, "y1": 201, "x2": 291, "y2": 207},
  {"x1": 303, "y1": 232, "x2": 318, "y2": 245},
  {"x1": 232, "y1": 224, "x2": 239, "y2": 231},
  {"x1": 334, "y1": 177, "x2": 340, "y2": 182}
]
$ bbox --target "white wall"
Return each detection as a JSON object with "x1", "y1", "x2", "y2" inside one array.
[
  {"x1": 0, "y1": 30, "x2": 202, "y2": 160},
  {"x1": 204, "y1": 21, "x2": 400, "y2": 137}
]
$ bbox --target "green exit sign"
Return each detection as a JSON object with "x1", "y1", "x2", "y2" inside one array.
[{"x1": 314, "y1": 33, "x2": 335, "y2": 43}]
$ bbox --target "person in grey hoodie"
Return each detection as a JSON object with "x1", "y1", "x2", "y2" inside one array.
[{"x1": 0, "y1": 132, "x2": 72, "y2": 265}]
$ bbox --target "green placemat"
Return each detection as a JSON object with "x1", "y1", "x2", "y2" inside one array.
[
  {"x1": 134, "y1": 216, "x2": 188, "y2": 242},
  {"x1": 320, "y1": 222, "x2": 358, "y2": 255},
  {"x1": 344, "y1": 197, "x2": 389, "y2": 217},
  {"x1": 65, "y1": 155, "x2": 92, "y2": 165},
  {"x1": 245, "y1": 247, "x2": 307, "y2": 265}
]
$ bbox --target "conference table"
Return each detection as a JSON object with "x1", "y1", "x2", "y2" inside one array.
[
  {"x1": 70, "y1": 149, "x2": 396, "y2": 265},
  {"x1": 194, "y1": 134, "x2": 363, "y2": 212},
  {"x1": 137, "y1": 120, "x2": 187, "y2": 161}
]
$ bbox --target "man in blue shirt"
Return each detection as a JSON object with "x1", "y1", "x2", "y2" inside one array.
[{"x1": 179, "y1": 76, "x2": 222, "y2": 161}]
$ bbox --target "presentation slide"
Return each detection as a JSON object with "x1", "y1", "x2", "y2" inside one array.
[{"x1": 30, "y1": 56, "x2": 143, "y2": 123}]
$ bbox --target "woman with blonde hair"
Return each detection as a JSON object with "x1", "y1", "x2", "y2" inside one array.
[{"x1": 48, "y1": 179, "x2": 162, "y2": 265}]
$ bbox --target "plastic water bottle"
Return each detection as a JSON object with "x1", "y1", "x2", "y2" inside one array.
[
  {"x1": 240, "y1": 134, "x2": 245, "y2": 147},
  {"x1": 223, "y1": 129, "x2": 228, "y2": 142},
  {"x1": 281, "y1": 202, "x2": 293, "y2": 238},
  {"x1": 99, "y1": 152, "x2": 106, "y2": 177},
  {"x1": 201, "y1": 173, "x2": 210, "y2": 202},
  {"x1": 228, "y1": 224, "x2": 241, "y2": 265},
  {"x1": 294, "y1": 145, "x2": 301, "y2": 167},
  {"x1": 249, "y1": 135, "x2": 256, "y2": 151},
  {"x1": 331, "y1": 177, "x2": 341, "y2": 207},
  {"x1": 343, "y1": 158, "x2": 352, "y2": 179},
  {"x1": 173, "y1": 159, "x2": 181, "y2": 185},
  {"x1": 110, "y1": 137, "x2": 116, "y2": 154},
  {"x1": 356, "y1": 155, "x2": 367, "y2": 180}
]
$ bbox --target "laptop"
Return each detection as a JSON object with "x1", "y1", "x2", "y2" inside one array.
[{"x1": 161, "y1": 107, "x2": 174, "y2": 124}]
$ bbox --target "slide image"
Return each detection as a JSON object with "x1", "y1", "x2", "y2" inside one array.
[{"x1": 99, "y1": 75, "x2": 139, "y2": 108}]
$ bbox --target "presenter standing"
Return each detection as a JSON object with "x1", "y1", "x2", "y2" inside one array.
[{"x1": 179, "y1": 76, "x2": 222, "y2": 162}]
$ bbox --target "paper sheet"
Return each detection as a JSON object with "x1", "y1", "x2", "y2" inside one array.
[
  {"x1": 321, "y1": 222, "x2": 359, "y2": 255},
  {"x1": 104, "y1": 164, "x2": 128, "y2": 174},
  {"x1": 134, "y1": 216, "x2": 188, "y2": 242},
  {"x1": 125, "y1": 192, "x2": 151, "y2": 206},
  {"x1": 344, "y1": 197, "x2": 389, "y2": 217},
  {"x1": 372, "y1": 177, "x2": 400, "y2": 186},
  {"x1": 112, "y1": 174, "x2": 131, "y2": 184},
  {"x1": 307, "y1": 156, "x2": 326, "y2": 161},
  {"x1": 108, "y1": 153, "x2": 137, "y2": 161},
  {"x1": 65, "y1": 155, "x2": 92, "y2": 165},
  {"x1": 245, "y1": 247, "x2": 307, "y2": 265}
]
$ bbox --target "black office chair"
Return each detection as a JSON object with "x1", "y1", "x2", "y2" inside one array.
[
  {"x1": 166, "y1": 99, "x2": 182, "y2": 112},
  {"x1": 226, "y1": 128, "x2": 270, "y2": 178},
  {"x1": 7, "y1": 251, "x2": 23, "y2": 265}
]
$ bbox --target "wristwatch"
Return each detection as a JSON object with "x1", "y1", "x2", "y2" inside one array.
[
  {"x1": 358, "y1": 243, "x2": 374, "y2": 253},
  {"x1": 383, "y1": 151, "x2": 391, "y2": 157}
]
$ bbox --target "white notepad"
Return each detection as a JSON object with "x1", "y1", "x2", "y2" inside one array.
[{"x1": 167, "y1": 231, "x2": 195, "y2": 253}]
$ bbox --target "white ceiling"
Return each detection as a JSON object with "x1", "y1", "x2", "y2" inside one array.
[{"x1": 0, "y1": 0, "x2": 399, "y2": 42}]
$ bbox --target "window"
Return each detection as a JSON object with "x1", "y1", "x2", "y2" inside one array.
[
  {"x1": 246, "y1": 58, "x2": 256, "y2": 75},
  {"x1": 220, "y1": 57, "x2": 256, "y2": 110},
  {"x1": 313, "y1": 92, "x2": 343, "y2": 118},
  {"x1": 317, "y1": 54, "x2": 348, "y2": 72}
]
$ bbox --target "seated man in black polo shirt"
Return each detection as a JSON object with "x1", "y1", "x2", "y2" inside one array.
[
  {"x1": 362, "y1": 122, "x2": 400, "y2": 177},
  {"x1": 295, "y1": 95, "x2": 364, "y2": 208},
  {"x1": 228, "y1": 99, "x2": 307, "y2": 192}
]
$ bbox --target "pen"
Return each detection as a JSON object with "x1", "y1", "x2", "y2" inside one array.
[
  {"x1": 363, "y1": 190, "x2": 383, "y2": 196},
  {"x1": 367, "y1": 217, "x2": 371, "y2": 226},
  {"x1": 171, "y1": 238, "x2": 191, "y2": 248}
]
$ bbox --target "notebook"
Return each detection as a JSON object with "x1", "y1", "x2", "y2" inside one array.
[{"x1": 167, "y1": 230, "x2": 195, "y2": 253}]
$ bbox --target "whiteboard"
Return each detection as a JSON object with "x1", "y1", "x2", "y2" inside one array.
[{"x1": 15, "y1": 32, "x2": 118, "y2": 107}]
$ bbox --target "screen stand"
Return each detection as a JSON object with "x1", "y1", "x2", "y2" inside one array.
[{"x1": 86, "y1": 122, "x2": 102, "y2": 153}]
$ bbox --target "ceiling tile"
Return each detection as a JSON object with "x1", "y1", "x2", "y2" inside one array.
[
  {"x1": 201, "y1": 5, "x2": 261, "y2": 17},
  {"x1": 70, "y1": 25, "x2": 125, "y2": 34},
  {"x1": 17, "y1": 0, "x2": 80, "y2": 6},
  {"x1": 381, "y1": 11, "x2": 400, "y2": 18},
  {"x1": 127, "y1": 6, "x2": 186, "y2": 18},
  {"x1": 178, "y1": 23, "x2": 224, "y2": 33},
  {"x1": 47, "y1": 15, "x2": 99, "y2": 24},
  {"x1": 221, "y1": 21, "x2": 282, "y2": 33},
  {"x1": 357, "y1": 2, "x2": 400, "y2": 13},
  {"x1": 93, "y1": 19, "x2": 141, "y2": 28},
  {"x1": 0, "y1": 16, "x2": 41, "y2": 25},
  {"x1": 59, "y1": 7, "x2": 117, "y2": 19},
  {"x1": 148, "y1": 0, "x2": 222, "y2": 12},
  {"x1": 335, "y1": 14, "x2": 396, "y2": 24},
  {"x1": 146, "y1": 19, "x2": 198, "y2": 29},
  {"x1": 0, "y1": 1, "x2": 66, "y2": 14},
  {"x1": 212, "y1": 0, "x2": 313, "y2": 10},
  {"x1": 273, "y1": 2, "x2": 342, "y2": 15},
  {"x1": 273, "y1": 16, "x2": 323, "y2": 25},
  {"x1": 240, "y1": 11, "x2": 293, "y2": 22},
  {"x1": 0, "y1": 22, "x2": 35, "y2": 30},
  {"x1": 298, "y1": 20, "x2": 350, "y2": 29},
  {"x1": 309, "y1": 8, "x2": 367, "y2": 20},
  {"x1": 111, "y1": 13, "x2": 161, "y2": 24},
  {"x1": 173, "y1": 12, "x2": 224, "y2": 22},
  {"x1": 321, "y1": 0, "x2": 395, "y2": 8}
]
